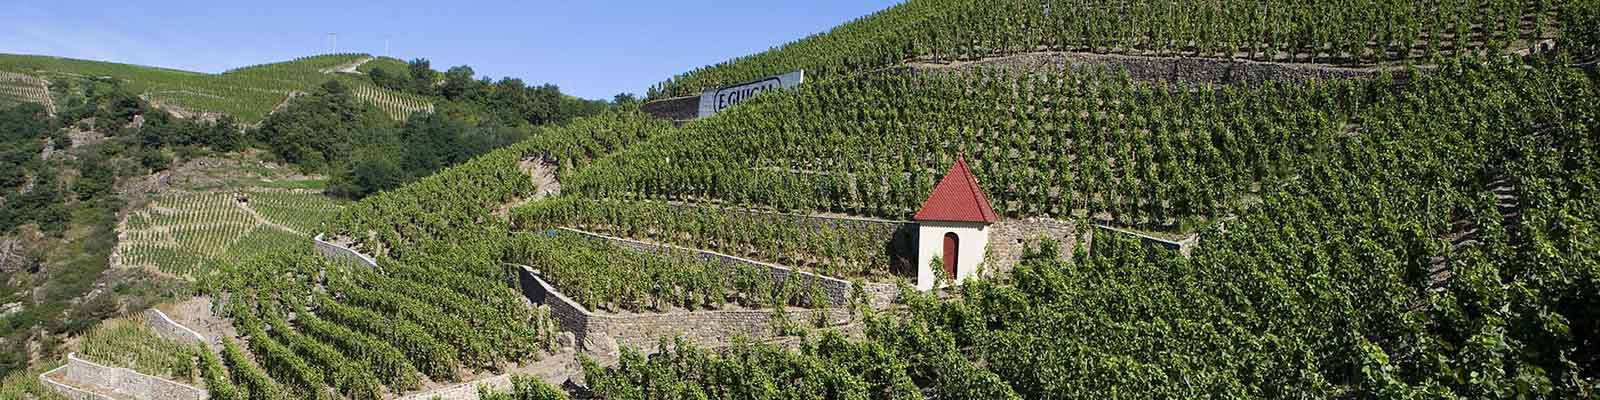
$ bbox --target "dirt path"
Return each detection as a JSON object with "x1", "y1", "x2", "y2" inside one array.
[
  {"x1": 322, "y1": 56, "x2": 375, "y2": 74},
  {"x1": 234, "y1": 198, "x2": 303, "y2": 235},
  {"x1": 156, "y1": 296, "x2": 238, "y2": 349},
  {"x1": 492, "y1": 159, "x2": 560, "y2": 221},
  {"x1": 267, "y1": 91, "x2": 305, "y2": 117},
  {"x1": 396, "y1": 350, "x2": 586, "y2": 400}
]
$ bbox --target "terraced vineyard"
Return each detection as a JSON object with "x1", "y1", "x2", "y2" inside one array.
[
  {"x1": 581, "y1": 66, "x2": 1357, "y2": 232},
  {"x1": 76, "y1": 316, "x2": 199, "y2": 382},
  {"x1": 515, "y1": 198, "x2": 906, "y2": 279},
  {"x1": 116, "y1": 191, "x2": 343, "y2": 276},
  {"x1": 355, "y1": 56, "x2": 411, "y2": 76},
  {"x1": 0, "y1": 53, "x2": 431, "y2": 122},
  {"x1": 245, "y1": 191, "x2": 346, "y2": 234},
  {"x1": 650, "y1": 0, "x2": 1597, "y2": 98},
  {"x1": 0, "y1": 71, "x2": 53, "y2": 113},
  {"x1": 198, "y1": 249, "x2": 558, "y2": 400},
  {"x1": 351, "y1": 84, "x2": 434, "y2": 120},
  {"x1": 12, "y1": 1, "x2": 1598, "y2": 398},
  {"x1": 508, "y1": 231, "x2": 832, "y2": 313},
  {"x1": 326, "y1": 109, "x2": 672, "y2": 259},
  {"x1": 576, "y1": 59, "x2": 1600, "y2": 400}
]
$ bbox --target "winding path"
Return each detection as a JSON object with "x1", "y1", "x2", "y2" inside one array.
[{"x1": 322, "y1": 56, "x2": 376, "y2": 74}]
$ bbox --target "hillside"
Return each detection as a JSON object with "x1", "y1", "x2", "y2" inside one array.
[
  {"x1": 0, "y1": 48, "x2": 613, "y2": 389},
  {"x1": 648, "y1": 0, "x2": 1598, "y2": 99},
  {"x1": 7, "y1": 1, "x2": 1600, "y2": 400},
  {"x1": 0, "y1": 53, "x2": 431, "y2": 122},
  {"x1": 298, "y1": 61, "x2": 1597, "y2": 399},
  {"x1": 316, "y1": 3, "x2": 1598, "y2": 399}
]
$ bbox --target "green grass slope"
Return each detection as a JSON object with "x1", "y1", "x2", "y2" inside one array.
[{"x1": 0, "y1": 53, "x2": 430, "y2": 122}]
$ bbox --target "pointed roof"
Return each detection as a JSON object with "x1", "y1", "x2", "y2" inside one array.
[{"x1": 914, "y1": 157, "x2": 997, "y2": 224}]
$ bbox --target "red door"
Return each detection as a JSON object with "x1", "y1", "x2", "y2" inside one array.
[{"x1": 942, "y1": 233, "x2": 959, "y2": 278}]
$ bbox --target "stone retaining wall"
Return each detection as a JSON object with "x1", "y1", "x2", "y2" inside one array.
[
  {"x1": 639, "y1": 200, "x2": 920, "y2": 275},
  {"x1": 39, "y1": 375, "x2": 103, "y2": 400},
  {"x1": 141, "y1": 309, "x2": 205, "y2": 345},
  {"x1": 396, "y1": 374, "x2": 513, "y2": 400},
  {"x1": 313, "y1": 233, "x2": 377, "y2": 268},
  {"x1": 640, "y1": 95, "x2": 699, "y2": 122},
  {"x1": 913, "y1": 51, "x2": 1397, "y2": 86},
  {"x1": 41, "y1": 353, "x2": 205, "y2": 400},
  {"x1": 556, "y1": 228, "x2": 900, "y2": 308},
  {"x1": 513, "y1": 264, "x2": 852, "y2": 353},
  {"x1": 989, "y1": 217, "x2": 1082, "y2": 275},
  {"x1": 1095, "y1": 224, "x2": 1199, "y2": 256}
]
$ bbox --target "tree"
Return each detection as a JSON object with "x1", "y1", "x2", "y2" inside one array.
[
  {"x1": 612, "y1": 93, "x2": 640, "y2": 107},
  {"x1": 408, "y1": 58, "x2": 439, "y2": 95},
  {"x1": 73, "y1": 155, "x2": 115, "y2": 201},
  {"x1": 252, "y1": 80, "x2": 391, "y2": 172},
  {"x1": 440, "y1": 66, "x2": 479, "y2": 100}
]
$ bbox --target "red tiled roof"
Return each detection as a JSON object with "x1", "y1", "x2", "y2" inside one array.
[{"x1": 914, "y1": 157, "x2": 997, "y2": 223}]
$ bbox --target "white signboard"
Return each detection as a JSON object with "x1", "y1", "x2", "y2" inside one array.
[{"x1": 697, "y1": 70, "x2": 804, "y2": 118}]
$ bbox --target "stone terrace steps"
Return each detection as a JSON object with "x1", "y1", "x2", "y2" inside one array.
[{"x1": 1416, "y1": 176, "x2": 1522, "y2": 311}]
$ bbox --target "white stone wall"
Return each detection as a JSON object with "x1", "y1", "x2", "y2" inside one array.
[
  {"x1": 142, "y1": 309, "x2": 206, "y2": 345},
  {"x1": 313, "y1": 233, "x2": 378, "y2": 268},
  {"x1": 40, "y1": 353, "x2": 205, "y2": 400},
  {"x1": 915, "y1": 222, "x2": 990, "y2": 291},
  {"x1": 514, "y1": 264, "x2": 853, "y2": 353}
]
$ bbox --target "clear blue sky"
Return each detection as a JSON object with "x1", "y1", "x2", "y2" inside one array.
[{"x1": 0, "y1": 0, "x2": 900, "y2": 100}]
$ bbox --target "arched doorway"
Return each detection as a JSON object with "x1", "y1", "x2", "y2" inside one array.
[{"x1": 942, "y1": 232, "x2": 959, "y2": 278}]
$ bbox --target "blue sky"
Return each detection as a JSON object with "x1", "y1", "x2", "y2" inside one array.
[{"x1": 0, "y1": 0, "x2": 900, "y2": 100}]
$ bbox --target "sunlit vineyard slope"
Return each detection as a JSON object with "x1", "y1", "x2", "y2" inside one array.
[
  {"x1": 650, "y1": 0, "x2": 1600, "y2": 98},
  {"x1": 0, "y1": 53, "x2": 431, "y2": 122}
]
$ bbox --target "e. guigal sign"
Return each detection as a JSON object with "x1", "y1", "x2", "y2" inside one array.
[{"x1": 696, "y1": 70, "x2": 804, "y2": 118}]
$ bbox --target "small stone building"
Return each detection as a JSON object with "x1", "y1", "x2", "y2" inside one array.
[{"x1": 913, "y1": 157, "x2": 997, "y2": 291}]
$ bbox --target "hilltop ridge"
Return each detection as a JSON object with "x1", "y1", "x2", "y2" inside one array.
[{"x1": 0, "y1": 53, "x2": 432, "y2": 122}]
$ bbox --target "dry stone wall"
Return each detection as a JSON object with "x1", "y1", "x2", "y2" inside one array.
[
  {"x1": 141, "y1": 309, "x2": 205, "y2": 345},
  {"x1": 41, "y1": 353, "x2": 205, "y2": 400},
  {"x1": 641, "y1": 201, "x2": 920, "y2": 275},
  {"x1": 1094, "y1": 224, "x2": 1199, "y2": 256},
  {"x1": 514, "y1": 264, "x2": 852, "y2": 353},
  {"x1": 313, "y1": 233, "x2": 378, "y2": 268},
  {"x1": 913, "y1": 51, "x2": 1394, "y2": 86},
  {"x1": 988, "y1": 217, "x2": 1082, "y2": 276},
  {"x1": 557, "y1": 228, "x2": 900, "y2": 308},
  {"x1": 396, "y1": 375, "x2": 513, "y2": 400},
  {"x1": 640, "y1": 95, "x2": 699, "y2": 122}
]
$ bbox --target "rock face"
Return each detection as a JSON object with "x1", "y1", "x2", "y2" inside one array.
[
  {"x1": 0, "y1": 302, "x2": 22, "y2": 318},
  {"x1": 582, "y1": 333, "x2": 619, "y2": 358},
  {"x1": 0, "y1": 238, "x2": 23, "y2": 273},
  {"x1": 556, "y1": 332, "x2": 577, "y2": 349}
]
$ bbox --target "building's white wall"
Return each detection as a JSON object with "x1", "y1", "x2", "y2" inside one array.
[{"x1": 915, "y1": 222, "x2": 989, "y2": 291}]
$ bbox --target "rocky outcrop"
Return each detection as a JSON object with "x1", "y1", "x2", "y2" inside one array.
[{"x1": 0, "y1": 237, "x2": 24, "y2": 273}]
